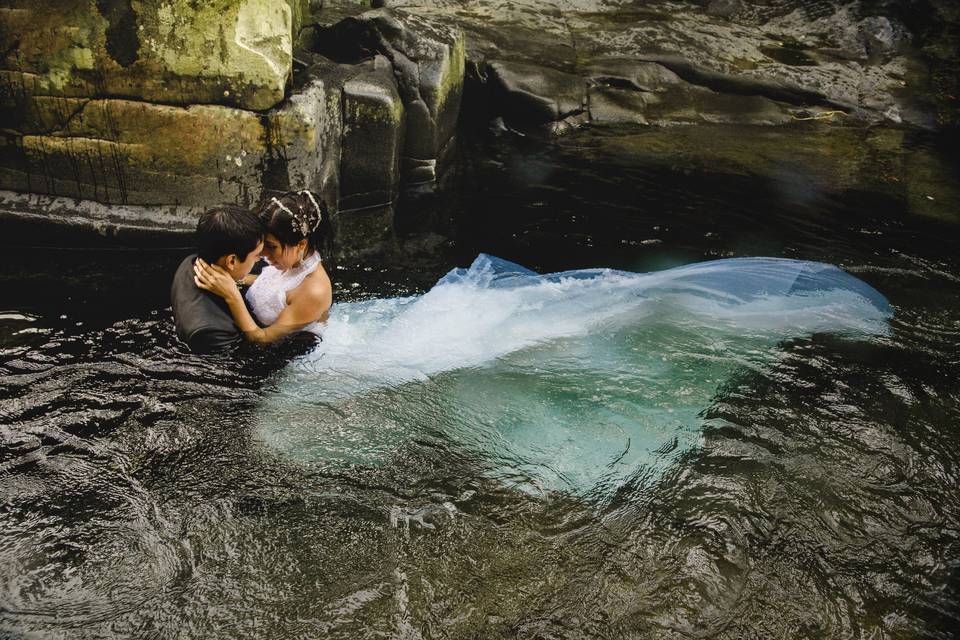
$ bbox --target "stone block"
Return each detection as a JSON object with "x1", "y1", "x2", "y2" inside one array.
[
  {"x1": 0, "y1": 98, "x2": 267, "y2": 206},
  {"x1": 265, "y1": 74, "x2": 343, "y2": 212},
  {"x1": 0, "y1": 0, "x2": 296, "y2": 111},
  {"x1": 392, "y1": 10, "x2": 464, "y2": 183},
  {"x1": 487, "y1": 60, "x2": 586, "y2": 125},
  {"x1": 313, "y1": 8, "x2": 465, "y2": 185},
  {"x1": 340, "y1": 56, "x2": 404, "y2": 211}
]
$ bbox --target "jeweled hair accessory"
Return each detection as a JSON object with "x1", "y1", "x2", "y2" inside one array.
[
  {"x1": 300, "y1": 190, "x2": 323, "y2": 224},
  {"x1": 270, "y1": 197, "x2": 294, "y2": 218},
  {"x1": 273, "y1": 191, "x2": 323, "y2": 237}
]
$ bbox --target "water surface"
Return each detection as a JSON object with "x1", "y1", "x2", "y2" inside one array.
[{"x1": 1, "y1": 124, "x2": 959, "y2": 638}]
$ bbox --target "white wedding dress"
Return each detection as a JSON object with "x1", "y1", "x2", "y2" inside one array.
[
  {"x1": 254, "y1": 255, "x2": 893, "y2": 496},
  {"x1": 245, "y1": 251, "x2": 324, "y2": 335}
]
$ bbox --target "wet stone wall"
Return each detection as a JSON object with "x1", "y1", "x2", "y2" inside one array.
[
  {"x1": 0, "y1": 0, "x2": 957, "y2": 254},
  {"x1": 0, "y1": 0, "x2": 465, "y2": 254}
]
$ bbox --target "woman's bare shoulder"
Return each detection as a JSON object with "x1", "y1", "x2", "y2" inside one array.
[{"x1": 290, "y1": 265, "x2": 332, "y2": 303}]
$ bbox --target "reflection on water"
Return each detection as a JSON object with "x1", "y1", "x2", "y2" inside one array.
[{"x1": 1, "y1": 125, "x2": 959, "y2": 638}]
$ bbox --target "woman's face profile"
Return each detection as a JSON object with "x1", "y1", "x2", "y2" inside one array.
[{"x1": 261, "y1": 233, "x2": 305, "y2": 272}]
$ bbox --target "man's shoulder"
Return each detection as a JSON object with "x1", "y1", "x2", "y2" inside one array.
[
  {"x1": 171, "y1": 254, "x2": 204, "y2": 310},
  {"x1": 171, "y1": 254, "x2": 198, "y2": 290},
  {"x1": 174, "y1": 253, "x2": 196, "y2": 274}
]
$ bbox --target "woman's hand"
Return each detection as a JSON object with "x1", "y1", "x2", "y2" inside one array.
[{"x1": 194, "y1": 258, "x2": 241, "y2": 302}]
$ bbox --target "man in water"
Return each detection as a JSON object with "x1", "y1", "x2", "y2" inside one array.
[{"x1": 170, "y1": 205, "x2": 263, "y2": 354}]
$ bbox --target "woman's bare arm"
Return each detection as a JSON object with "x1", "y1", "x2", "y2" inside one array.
[
  {"x1": 252, "y1": 267, "x2": 332, "y2": 343},
  {"x1": 194, "y1": 258, "x2": 330, "y2": 345}
]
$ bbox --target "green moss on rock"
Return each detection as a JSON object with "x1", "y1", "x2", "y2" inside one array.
[{"x1": 0, "y1": 0, "x2": 294, "y2": 111}]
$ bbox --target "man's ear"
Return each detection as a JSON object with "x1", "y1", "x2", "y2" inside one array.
[{"x1": 215, "y1": 254, "x2": 238, "y2": 270}]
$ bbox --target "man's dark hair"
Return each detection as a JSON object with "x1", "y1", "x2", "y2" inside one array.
[{"x1": 196, "y1": 204, "x2": 262, "y2": 262}]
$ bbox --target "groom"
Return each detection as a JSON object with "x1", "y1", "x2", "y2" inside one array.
[{"x1": 171, "y1": 205, "x2": 263, "y2": 354}]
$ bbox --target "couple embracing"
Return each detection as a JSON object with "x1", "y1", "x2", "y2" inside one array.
[{"x1": 171, "y1": 191, "x2": 332, "y2": 354}]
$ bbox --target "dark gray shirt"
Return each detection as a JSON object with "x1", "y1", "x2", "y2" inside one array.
[{"x1": 170, "y1": 254, "x2": 241, "y2": 354}]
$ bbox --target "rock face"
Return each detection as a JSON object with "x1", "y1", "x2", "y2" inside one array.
[
  {"x1": 0, "y1": 0, "x2": 464, "y2": 250},
  {"x1": 312, "y1": 6, "x2": 465, "y2": 185},
  {"x1": 0, "y1": 0, "x2": 957, "y2": 250},
  {"x1": 385, "y1": 0, "x2": 945, "y2": 129},
  {"x1": 0, "y1": 0, "x2": 305, "y2": 111},
  {"x1": 0, "y1": 0, "x2": 470, "y2": 253},
  {"x1": 0, "y1": 0, "x2": 324, "y2": 237}
]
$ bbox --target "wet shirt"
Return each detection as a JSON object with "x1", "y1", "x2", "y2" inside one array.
[{"x1": 170, "y1": 254, "x2": 241, "y2": 354}]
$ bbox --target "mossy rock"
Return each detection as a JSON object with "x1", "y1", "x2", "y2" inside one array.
[
  {"x1": 0, "y1": 97, "x2": 267, "y2": 206},
  {"x1": 265, "y1": 73, "x2": 343, "y2": 211},
  {"x1": 340, "y1": 56, "x2": 405, "y2": 211},
  {"x1": 0, "y1": 0, "x2": 297, "y2": 111},
  {"x1": 0, "y1": 66, "x2": 347, "y2": 203}
]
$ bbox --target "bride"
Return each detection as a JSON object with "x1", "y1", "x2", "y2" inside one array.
[{"x1": 193, "y1": 190, "x2": 332, "y2": 344}]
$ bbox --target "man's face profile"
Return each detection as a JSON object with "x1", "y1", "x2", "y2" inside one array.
[{"x1": 218, "y1": 239, "x2": 264, "y2": 281}]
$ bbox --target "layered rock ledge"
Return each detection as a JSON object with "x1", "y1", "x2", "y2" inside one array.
[{"x1": 0, "y1": 0, "x2": 956, "y2": 252}]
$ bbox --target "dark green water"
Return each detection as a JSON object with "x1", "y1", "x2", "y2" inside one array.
[{"x1": 1, "y1": 125, "x2": 959, "y2": 638}]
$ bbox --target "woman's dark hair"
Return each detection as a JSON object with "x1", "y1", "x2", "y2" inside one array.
[
  {"x1": 257, "y1": 190, "x2": 330, "y2": 255},
  {"x1": 196, "y1": 204, "x2": 262, "y2": 262}
]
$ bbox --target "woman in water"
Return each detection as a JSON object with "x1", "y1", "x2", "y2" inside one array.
[{"x1": 193, "y1": 190, "x2": 332, "y2": 344}]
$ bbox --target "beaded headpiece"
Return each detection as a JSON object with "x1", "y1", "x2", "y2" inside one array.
[{"x1": 271, "y1": 190, "x2": 324, "y2": 237}]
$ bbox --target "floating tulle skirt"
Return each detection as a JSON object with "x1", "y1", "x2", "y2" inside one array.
[{"x1": 255, "y1": 255, "x2": 892, "y2": 497}]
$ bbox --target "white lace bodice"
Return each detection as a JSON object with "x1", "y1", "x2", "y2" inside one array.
[{"x1": 246, "y1": 251, "x2": 324, "y2": 334}]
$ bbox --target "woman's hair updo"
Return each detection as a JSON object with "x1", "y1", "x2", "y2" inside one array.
[{"x1": 258, "y1": 190, "x2": 330, "y2": 255}]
